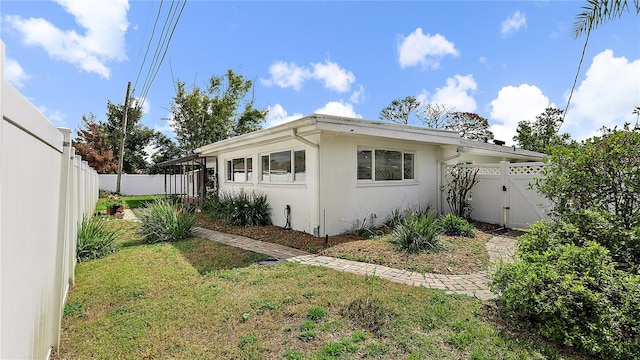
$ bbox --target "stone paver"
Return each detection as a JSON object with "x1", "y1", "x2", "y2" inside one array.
[
  {"x1": 190, "y1": 225, "x2": 518, "y2": 301},
  {"x1": 122, "y1": 209, "x2": 138, "y2": 221}
]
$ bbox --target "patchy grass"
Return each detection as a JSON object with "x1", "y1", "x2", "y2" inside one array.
[
  {"x1": 95, "y1": 195, "x2": 164, "y2": 212},
  {"x1": 54, "y1": 221, "x2": 588, "y2": 360},
  {"x1": 324, "y1": 228, "x2": 493, "y2": 274}
]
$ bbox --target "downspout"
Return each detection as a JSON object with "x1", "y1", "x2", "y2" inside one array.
[
  {"x1": 436, "y1": 146, "x2": 464, "y2": 214},
  {"x1": 291, "y1": 128, "x2": 321, "y2": 236}
]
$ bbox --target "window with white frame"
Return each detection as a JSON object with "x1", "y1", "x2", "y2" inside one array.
[
  {"x1": 357, "y1": 148, "x2": 414, "y2": 181},
  {"x1": 261, "y1": 149, "x2": 306, "y2": 183},
  {"x1": 226, "y1": 157, "x2": 253, "y2": 182}
]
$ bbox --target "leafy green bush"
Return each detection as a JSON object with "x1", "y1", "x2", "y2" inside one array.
[
  {"x1": 437, "y1": 213, "x2": 474, "y2": 237},
  {"x1": 138, "y1": 199, "x2": 196, "y2": 243},
  {"x1": 204, "y1": 190, "x2": 271, "y2": 226},
  {"x1": 491, "y1": 221, "x2": 640, "y2": 359},
  {"x1": 77, "y1": 215, "x2": 120, "y2": 262},
  {"x1": 390, "y1": 212, "x2": 444, "y2": 253}
]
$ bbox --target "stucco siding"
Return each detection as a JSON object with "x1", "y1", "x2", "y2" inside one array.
[
  {"x1": 215, "y1": 135, "x2": 320, "y2": 235},
  {"x1": 318, "y1": 133, "x2": 439, "y2": 235}
]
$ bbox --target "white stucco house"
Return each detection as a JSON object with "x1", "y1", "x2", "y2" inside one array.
[{"x1": 194, "y1": 114, "x2": 545, "y2": 236}]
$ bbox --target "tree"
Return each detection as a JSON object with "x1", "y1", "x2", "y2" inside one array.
[
  {"x1": 420, "y1": 102, "x2": 454, "y2": 129},
  {"x1": 147, "y1": 133, "x2": 183, "y2": 174},
  {"x1": 379, "y1": 96, "x2": 421, "y2": 125},
  {"x1": 534, "y1": 124, "x2": 640, "y2": 229},
  {"x1": 104, "y1": 100, "x2": 156, "y2": 173},
  {"x1": 513, "y1": 107, "x2": 572, "y2": 153},
  {"x1": 444, "y1": 112, "x2": 494, "y2": 141},
  {"x1": 168, "y1": 69, "x2": 267, "y2": 153},
  {"x1": 72, "y1": 114, "x2": 118, "y2": 173}
]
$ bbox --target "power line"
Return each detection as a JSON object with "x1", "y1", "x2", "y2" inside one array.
[
  {"x1": 133, "y1": 0, "x2": 164, "y2": 92},
  {"x1": 133, "y1": 0, "x2": 188, "y2": 112}
]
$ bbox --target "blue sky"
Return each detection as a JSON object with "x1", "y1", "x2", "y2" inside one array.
[{"x1": 2, "y1": 0, "x2": 639, "y2": 146}]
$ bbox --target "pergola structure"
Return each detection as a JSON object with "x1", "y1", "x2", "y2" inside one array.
[{"x1": 157, "y1": 154, "x2": 217, "y2": 208}]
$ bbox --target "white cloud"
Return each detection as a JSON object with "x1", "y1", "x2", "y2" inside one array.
[
  {"x1": 4, "y1": 0, "x2": 130, "y2": 79},
  {"x1": 489, "y1": 84, "x2": 551, "y2": 144},
  {"x1": 37, "y1": 106, "x2": 67, "y2": 127},
  {"x1": 564, "y1": 50, "x2": 640, "y2": 140},
  {"x1": 311, "y1": 60, "x2": 355, "y2": 92},
  {"x1": 479, "y1": 56, "x2": 488, "y2": 64},
  {"x1": 429, "y1": 74, "x2": 478, "y2": 112},
  {"x1": 132, "y1": 97, "x2": 151, "y2": 116},
  {"x1": 260, "y1": 61, "x2": 309, "y2": 90},
  {"x1": 4, "y1": 57, "x2": 31, "y2": 88},
  {"x1": 397, "y1": 28, "x2": 459, "y2": 69},
  {"x1": 315, "y1": 101, "x2": 361, "y2": 118},
  {"x1": 349, "y1": 84, "x2": 366, "y2": 104},
  {"x1": 264, "y1": 103, "x2": 303, "y2": 128},
  {"x1": 262, "y1": 59, "x2": 355, "y2": 93},
  {"x1": 501, "y1": 11, "x2": 527, "y2": 37}
]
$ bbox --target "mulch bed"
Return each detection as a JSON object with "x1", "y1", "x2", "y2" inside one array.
[
  {"x1": 195, "y1": 214, "x2": 362, "y2": 253},
  {"x1": 196, "y1": 214, "x2": 519, "y2": 275}
]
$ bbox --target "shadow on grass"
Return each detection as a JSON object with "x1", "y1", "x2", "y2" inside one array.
[{"x1": 172, "y1": 237, "x2": 270, "y2": 275}]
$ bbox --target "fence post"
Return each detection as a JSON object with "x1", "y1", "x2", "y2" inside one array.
[
  {"x1": 500, "y1": 161, "x2": 509, "y2": 227},
  {"x1": 51, "y1": 128, "x2": 73, "y2": 353}
]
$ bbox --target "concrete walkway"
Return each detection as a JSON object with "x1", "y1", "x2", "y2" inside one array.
[{"x1": 192, "y1": 226, "x2": 518, "y2": 301}]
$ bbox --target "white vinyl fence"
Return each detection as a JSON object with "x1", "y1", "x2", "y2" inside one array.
[
  {"x1": 1, "y1": 41, "x2": 98, "y2": 360},
  {"x1": 99, "y1": 174, "x2": 186, "y2": 196},
  {"x1": 443, "y1": 161, "x2": 551, "y2": 229}
]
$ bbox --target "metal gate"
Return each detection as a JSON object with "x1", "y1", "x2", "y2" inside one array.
[{"x1": 442, "y1": 162, "x2": 551, "y2": 229}]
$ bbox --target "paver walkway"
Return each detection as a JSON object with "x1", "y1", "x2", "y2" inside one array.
[{"x1": 192, "y1": 226, "x2": 518, "y2": 301}]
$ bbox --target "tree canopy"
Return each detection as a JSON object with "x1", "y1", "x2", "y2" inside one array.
[
  {"x1": 444, "y1": 112, "x2": 494, "y2": 141},
  {"x1": 168, "y1": 69, "x2": 267, "y2": 153},
  {"x1": 379, "y1": 96, "x2": 421, "y2": 125},
  {"x1": 513, "y1": 107, "x2": 573, "y2": 153},
  {"x1": 72, "y1": 114, "x2": 118, "y2": 174}
]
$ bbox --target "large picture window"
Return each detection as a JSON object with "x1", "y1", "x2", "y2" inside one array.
[
  {"x1": 261, "y1": 149, "x2": 306, "y2": 183},
  {"x1": 357, "y1": 148, "x2": 414, "y2": 182}
]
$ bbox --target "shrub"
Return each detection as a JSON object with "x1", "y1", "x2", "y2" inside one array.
[
  {"x1": 437, "y1": 213, "x2": 474, "y2": 237},
  {"x1": 386, "y1": 203, "x2": 432, "y2": 229},
  {"x1": 491, "y1": 222, "x2": 640, "y2": 359},
  {"x1": 138, "y1": 199, "x2": 196, "y2": 243},
  {"x1": 204, "y1": 190, "x2": 271, "y2": 227},
  {"x1": 76, "y1": 215, "x2": 120, "y2": 262},
  {"x1": 390, "y1": 212, "x2": 444, "y2": 253},
  {"x1": 441, "y1": 165, "x2": 479, "y2": 219}
]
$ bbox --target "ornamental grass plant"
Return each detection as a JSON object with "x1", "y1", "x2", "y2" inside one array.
[{"x1": 138, "y1": 199, "x2": 196, "y2": 243}]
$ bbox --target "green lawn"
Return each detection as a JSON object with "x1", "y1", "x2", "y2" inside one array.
[
  {"x1": 55, "y1": 220, "x2": 586, "y2": 360},
  {"x1": 96, "y1": 194, "x2": 164, "y2": 212}
]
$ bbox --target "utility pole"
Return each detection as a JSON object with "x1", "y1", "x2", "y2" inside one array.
[{"x1": 115, "y1": 81, "x2": 131, "y2": 195}]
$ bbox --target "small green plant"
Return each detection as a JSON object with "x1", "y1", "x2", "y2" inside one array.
[
  {"x1": 283, "y1": 349, "x2": 306, "y2": 360},
  {"x1": 437, "y1": 213, "x2": 475, "y2": 237},
  {"x1": 76, "y1": 215, "x2": 120, "y2": 262},
  {"x1": 298, "y1": 330, "x2": 316, "y2": 342},
  {"x1": 239, "y1": 335, "x2": 258, "y2": 348},
  {"x1": 307, "y1": 305, "x2": 326, "y2": 322},
  {"x1": 138, "y1": 199, "x2": 196, "y2": 243},
  {"x1": 390, "y1": 211, "x2": 444, "y2": 253},
  {"x1": 63, "y1": 300, "x2": 85, "y2": 318},
  {"x1": 364, "y1": 340, "x2": 389, "y2": 357},
  {"x1": 299, "y1": 321, "x2": 316, "y2": 331},
  {"x1": 204, "y1": 190, "x2": 271, "y2": 226}
]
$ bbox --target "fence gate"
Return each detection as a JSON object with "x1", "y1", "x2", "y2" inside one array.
[{"x1": 442, "y1": 161, "x2": 550, "y2": 229}]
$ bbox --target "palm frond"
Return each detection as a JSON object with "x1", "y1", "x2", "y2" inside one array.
[{"x1": 573, "y1": 0, "x2": 638, "y2": 39}]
